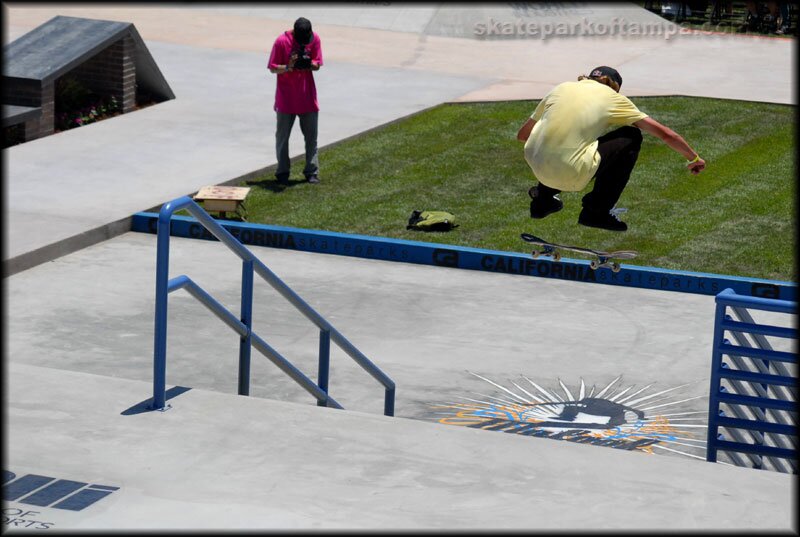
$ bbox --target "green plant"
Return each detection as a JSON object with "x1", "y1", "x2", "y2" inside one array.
[
  {"x1": 55, "y1": 76, "x2": 92, "y2": 111},
  {"x1": 54, "y1": 75, "x2": 123, "y2": 131},
  {"x1": 55, "y1": 94, "x2": 120, "y2": 131}
]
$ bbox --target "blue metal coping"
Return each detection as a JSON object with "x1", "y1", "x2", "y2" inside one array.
[{"x1": 131, "y1": 213, "x2": 797, "y2": 302}]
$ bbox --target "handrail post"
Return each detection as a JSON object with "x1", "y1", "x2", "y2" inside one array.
[
  {"x1": 238, "y1": 260, "x2": 254, "y2": 396},
  {"x1": 385, "y1": 387, "x2": 395, "y2": 417},
  {"x1": 149, "y1": 195, "x2": 396, "y2": 416},
  {"x1": 706, "y1": 296, "x2": 728, "y2": 463},
  {"x1": 318, "y1": 329, "x2": 330, "y2": 406},
  {"x1": 152, "y1": 208, "x2": 173, "y2": 410}
]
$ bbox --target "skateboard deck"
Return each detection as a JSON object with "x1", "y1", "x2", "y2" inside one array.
[{"x1": 521, "y1": 233, "x2": 637, "y2": 272}]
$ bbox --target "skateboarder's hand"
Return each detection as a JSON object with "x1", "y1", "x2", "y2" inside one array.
[
  {"x1": 288, "y1": 52, "x2": 298, "y2": 69},
  {"x1": 687, "y1": 157, "x2": 705, "y2": 175}
]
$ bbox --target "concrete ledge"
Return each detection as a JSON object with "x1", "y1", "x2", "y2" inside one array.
[
  {"x1": 4, "y1": 216, "x2": 133, "y2": 277},
  {"x1": 1, "y1": 104, "x2": 41, "y2": 127},
  {"x1": 131, "y1": 213, "x2": 796, "y2": 301}
]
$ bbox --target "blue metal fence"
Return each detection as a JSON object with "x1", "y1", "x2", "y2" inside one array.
[
  {"x1": 706, "y1": 288, "x2": 797, "y2": 472},
  {"x1": 151, "y1": 196, "x2": 396, "y2": 415}
]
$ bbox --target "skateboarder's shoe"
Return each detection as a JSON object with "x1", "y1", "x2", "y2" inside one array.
[
  {"x1": 529, "y1": 187, "x2": 563, "y2": 219},
  {"x1": 578, "y1": 207, "x2": 628, "y2": 231}
]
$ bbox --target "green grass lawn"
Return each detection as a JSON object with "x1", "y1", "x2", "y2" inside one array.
[{"x1": 228, "y1": 97, "x2": 795, "y2": 282}]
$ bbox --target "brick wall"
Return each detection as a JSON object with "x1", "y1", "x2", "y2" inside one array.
[
  {"x1": 2, "y1": 77, "x2": 41, "y2": 107},
  {"x1": 71, "y1": 35, "x2": 136, "y2": 113},
  {"x1": 1, "y1": 77, "x2": 54, "y2": 140},
  {"x1": 38, "y1": 81, "x2": 55, "y2": 137}
]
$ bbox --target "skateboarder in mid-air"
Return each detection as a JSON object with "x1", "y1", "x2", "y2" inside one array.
[{"x1": 517, "y1": 66, "x2": 706, "y2": 231}]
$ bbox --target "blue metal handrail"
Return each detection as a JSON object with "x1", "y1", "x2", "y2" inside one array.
[
  {"x1": 152, "y1": 196, "x2": 395, "y2": 415},
  {"x1": 706, "y1": 288, "x2": 797, "y2": 472}
]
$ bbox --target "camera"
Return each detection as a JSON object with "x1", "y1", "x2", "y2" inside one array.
[{"x1": 292, "y1": 45, "x2": 312, "y2": 70}]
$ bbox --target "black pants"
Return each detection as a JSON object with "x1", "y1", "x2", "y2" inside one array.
[{"x1": 538, "y1": 126, "x2": 643, "y2": 214}]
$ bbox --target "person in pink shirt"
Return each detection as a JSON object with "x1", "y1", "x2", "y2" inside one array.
[{"x1": 268, "y1": 17, "x2": 323, "y2": 184}]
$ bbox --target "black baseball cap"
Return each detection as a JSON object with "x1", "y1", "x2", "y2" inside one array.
[
  {"x1": 589, "y1": 66, "x2": 622, "y2": 88},
  {"x1": 294, "y1": 17, "x2": 313, "y2": 45}
]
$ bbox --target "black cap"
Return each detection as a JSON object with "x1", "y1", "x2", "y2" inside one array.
[
  {"x1": 294, "y1": 17, "x2": 313, "y2": 45},
  {"x1": 589, "y1": 66, "x2": 622, "y2": 89}
]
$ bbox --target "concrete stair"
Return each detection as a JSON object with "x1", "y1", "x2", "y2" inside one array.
[{"x1": 5, "y1": 362, "x2": 795, "y2": 530}]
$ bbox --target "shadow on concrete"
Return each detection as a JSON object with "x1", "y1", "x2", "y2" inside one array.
[{"x1": 120, "y1": 385, "x2": 192, "y2": 415}]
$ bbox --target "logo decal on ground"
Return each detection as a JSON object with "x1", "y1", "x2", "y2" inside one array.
[
  {"x1": 3, "y1": 470, "x2": 118, "y2": 511},
  {"x1": 430, "y1": 372, "x2": 708, "y2": 459}
]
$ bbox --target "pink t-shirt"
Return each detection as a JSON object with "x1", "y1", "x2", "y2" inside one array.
[{"x1": 268, "y1": 30, "x2": 323, "y2": 114}]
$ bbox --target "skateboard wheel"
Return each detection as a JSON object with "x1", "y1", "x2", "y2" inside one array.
[
  {"x1": 589, "y1": 260, "x2": 599, "y2": 270},
  {"x1": 612, "y1": 263, "x2": 621, "y2": 273},
  {"x1": 531, "y1": 250, "x2": 540, "y2": 259},
  {"x1": 552, "y1": 251, "x2": 562, "y2": 262}
]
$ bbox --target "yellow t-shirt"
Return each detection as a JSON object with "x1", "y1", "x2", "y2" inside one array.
[{"x1": 523, "y1": 79, "x2": 648, "y2": 191}]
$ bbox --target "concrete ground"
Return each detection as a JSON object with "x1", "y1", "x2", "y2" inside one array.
[{"x1": 3, "y1": 3, "x2": 797, "y2": 532}]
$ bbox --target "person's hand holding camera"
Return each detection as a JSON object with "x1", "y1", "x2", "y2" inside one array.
[
  {"x1": 286, "y1": 52, "x2": 299, "y2": 71},
  {"x1": 291, "y1": 46, "x2": 312, "y2": 70}
]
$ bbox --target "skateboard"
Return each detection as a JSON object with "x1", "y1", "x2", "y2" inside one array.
[{"x1": 521, "y1": 233, "x2": 637, "y2": 273}]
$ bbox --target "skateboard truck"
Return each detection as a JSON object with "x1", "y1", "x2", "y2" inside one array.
[
  {"x1": 589, "y1": 257, "x2": 622, "y2": 272},
  {"x1": 531, "y1": 245, "x2": 562, "y2": 262}
]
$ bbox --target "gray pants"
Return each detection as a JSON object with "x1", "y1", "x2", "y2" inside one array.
[{"x1": 275, "y1": 111, "x2": 319, "y2": 180}]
